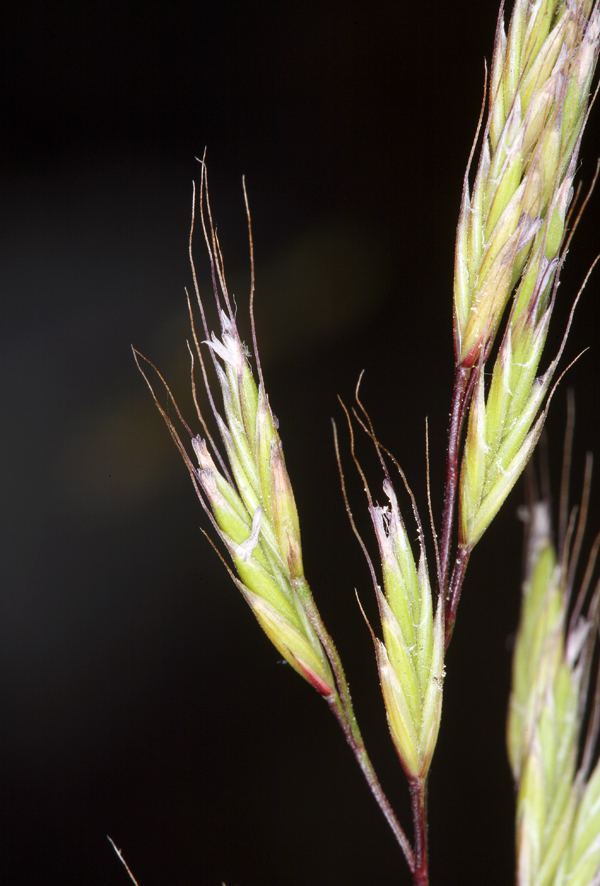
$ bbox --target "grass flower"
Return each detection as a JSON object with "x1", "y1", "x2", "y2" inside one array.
[
  {"x1": 335, "y1": 397, "x2": 444, "y2": 882},
  {"x1": 454, "y1": 0, "x2": 599, "y2": 370},
  {"x1": 370, "y1": 476, "x2": 444, "y2": 783},
  {"x1": 135, "y1": 176, "x2": 335, "y2": 700},
  {"x1": 189, "y1": 309, "x2": 332, "y2": 692}
]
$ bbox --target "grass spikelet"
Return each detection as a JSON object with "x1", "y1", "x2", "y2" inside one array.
[
  {"x1": 135, "y1": 162, "x2": 335, "y2": 699},
  {"x1": 454, "y1": 0, "x2": 599, "y2": 368},
  {"x1": 370, "y1": 480, "x2": 444, "y2": 782},
  {"x1": 508, "y1": 417, "x2": 600, "y2": 886}
]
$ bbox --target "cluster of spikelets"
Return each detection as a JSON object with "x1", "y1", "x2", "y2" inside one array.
[
  {"x1": 508, "y1": 457, "x2": 600, "y2": 886},
  {"x1": 135, "y1": 168, "x2": 418, "y2": 864},
  {"x1": 364, "y1": 0, "x2": 600, "y2": 790},
  {"x1": 378, "y1": 0, "x2": 600, "y2": 789},
  {"x1": 456, "y1": 0, "x2": 600, "y2": 553},
  {"x1": 135, "y1": 0, "x2": 600, "y2": 880}
]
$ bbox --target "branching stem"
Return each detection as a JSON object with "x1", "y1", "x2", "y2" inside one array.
[
  {"x1": 438, "y1": 366, "x2": 472, "y2": 602},
  {"x1": 444, "y1": 546, "x2": 471, "y2": 651},
  {"x1": 295, "y1": 578, "x2": 416, "y2": 871}
]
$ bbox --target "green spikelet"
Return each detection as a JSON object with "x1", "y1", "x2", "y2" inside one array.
[
  {"x1": 454, "y1": 0, "x2": 600, "y2": 369},
  {"x1": 190, "y1": 313, "x2": 335, "y2": 696},
  {"x1": 370, "y1": 479, "x2": 444, "y2": 781},
  {"x1": 508, "y1": 488, "x2": 600, "y2": 886}
]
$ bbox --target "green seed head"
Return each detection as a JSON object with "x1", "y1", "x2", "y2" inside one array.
[
  {"x1": 187, "y1": 307, "x2": 331, "y2": 696},
  {"x1": 454, "y1": 0, "x2": 600, "y2": 368},
  {"x1": 509, "y1": 488, "x2": 600, "y2": 885},
  {"x1": 370, "y1": 480, "x2": 443, "y2": 780},
  {"x1": 459, "y1": 303, "x2": 553, "y2": 552}
]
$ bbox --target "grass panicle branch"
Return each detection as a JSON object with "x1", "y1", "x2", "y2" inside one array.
[
  {"x1": 335, "y1": 392, "x2": 444, "y2": 884},
  {"x1": 442, "y1": 0, "x2": 600, "y2": 649}
]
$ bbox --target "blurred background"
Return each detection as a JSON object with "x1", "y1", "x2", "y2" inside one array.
[{"x1": 2, "y1": 1, "x2": 600, "y2": 884}]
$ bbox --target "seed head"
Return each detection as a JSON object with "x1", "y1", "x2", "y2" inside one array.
[
  {"x1": 370, "y1": 479, "x2": 444, "y2": 780},
  {"x1": 454, "y1": 0, "x2": 600, "y2": 368},
  {"x1": 191, "y1": 308, "x2": 334, "y2": 697},
  {"x1": 136, "y1": 170, "x2": 335, "y2": 700},
  {"x1": 508, "y1": 474, "x2": 600, "y2": 885},
  {"x1": 457, "y1": 0, "x2": 599, "y2": 553}
]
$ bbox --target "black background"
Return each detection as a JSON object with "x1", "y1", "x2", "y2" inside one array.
[{"x1": 2, "y1": 1, "x2": 600, "y2": 884}]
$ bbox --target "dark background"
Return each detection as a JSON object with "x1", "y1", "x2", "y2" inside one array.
[{"x1": 2, "y1": 1, "x2": 600, "y2": 884}]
